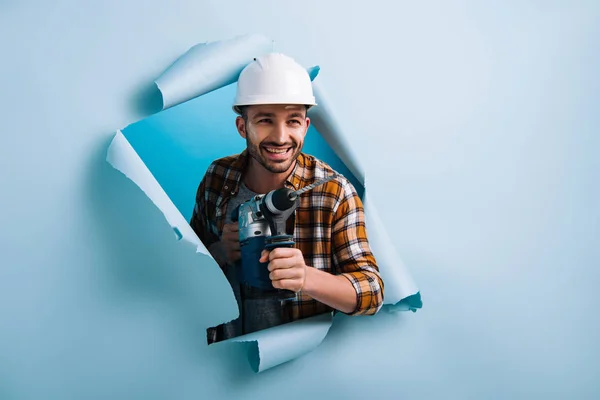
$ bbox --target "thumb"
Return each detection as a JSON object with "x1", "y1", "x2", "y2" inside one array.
[{"x1": 259, "y1": 249, "x2": 270, "y2": 263}]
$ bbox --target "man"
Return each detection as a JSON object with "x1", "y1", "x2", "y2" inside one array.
[{"x1": 190, "y1": 53, "x2": 384, "y2": 344}]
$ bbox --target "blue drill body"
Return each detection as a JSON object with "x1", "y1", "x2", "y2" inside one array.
[
  {"x1": 230, "y1": 174, "x2": 340, "y2": 299},
  {"x1": 231, "y1": 187, "x2": 300, "y2": 299}
]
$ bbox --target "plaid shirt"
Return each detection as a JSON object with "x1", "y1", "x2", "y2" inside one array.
[{"x1": 190, "y1": 150, "x2": 384, "y2": 343}]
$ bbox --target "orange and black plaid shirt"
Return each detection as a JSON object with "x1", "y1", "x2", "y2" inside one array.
[{"x1": 190, "y1": 150, "x2": 384, "y2": 342}]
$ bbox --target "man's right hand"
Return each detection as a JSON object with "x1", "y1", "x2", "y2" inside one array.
[{"x1": 209, "y1": 222, "x2": 241, "y2": 268}]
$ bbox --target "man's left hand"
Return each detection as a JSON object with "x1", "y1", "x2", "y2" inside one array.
[{"x1": 260, "y1": 248, "x2": 307, "y2": 292}]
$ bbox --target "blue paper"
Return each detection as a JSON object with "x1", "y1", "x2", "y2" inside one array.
[{"x1": 107, "y1": 33, "x2": 422, "y2": 372}]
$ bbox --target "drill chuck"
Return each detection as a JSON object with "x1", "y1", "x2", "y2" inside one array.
[{"x1": 263, "y1": 188, "x2": 297, "y2": 214}]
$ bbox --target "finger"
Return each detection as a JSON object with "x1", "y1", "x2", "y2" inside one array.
[
  {"x1": 227, "y1": 223, "x2": 239, "y2": 232},
  {"x1": 223, "y1": 233, "x2": 240, "y2": 243},
  {"x1": 272, "y1": 278, "x2": 301, "y2": 291},
  {"x1": 268, "y1": 247, "x2": 298, "y2": 261},
  {"x1": 267, "y1": 258, "x2": 297, "y2": 272},
  {"x1": 223, "y1": 228, "x2": 239, "y2": 237},
  {"x1": 259, "y1": 250, "x2": 270, "y2": 263},
  {"x1": 223, "y1": 241, "x2": 240, "y2": 252},
  {"x1": 222, "y1": 224, "x2": 238, "y2": 234},
  {"x1": 222, "y1": 235, "x2": 237, "y2": 244},
  {"x1": 269, "y1": 267, "x2": 303, "y2": 281},
  {"x1": 227, "y1": 250, "x2": 241, "y2": 263}
]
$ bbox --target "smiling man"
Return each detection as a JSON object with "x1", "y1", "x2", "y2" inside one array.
[{"x1": 190, "y1": 53, "x2": 384, "y2": 344}]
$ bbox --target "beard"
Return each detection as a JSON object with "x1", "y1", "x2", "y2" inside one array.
[{"x1": 246, "y1": 135, "x2": 303, "y2": 174}]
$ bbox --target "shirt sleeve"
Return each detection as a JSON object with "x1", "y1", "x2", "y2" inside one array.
[
  {"x1": 190, "y1": 168, "x2": 219, "y2": 250},
  {"x1": 331, "y1": 178, "x2": 384, "y2": 315}
]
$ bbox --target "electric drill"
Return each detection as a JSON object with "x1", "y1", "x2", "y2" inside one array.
[{"x1": 231, "y1": 173, "x2": 340, "y2": 300}]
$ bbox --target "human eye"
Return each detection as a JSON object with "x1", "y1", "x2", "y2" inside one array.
[
  {"x1": 288, "y1": 119, "x2": 301, "y2": 126},
  {"x1": 257, "y1": 118, "x2": 272, "y2": 124}
]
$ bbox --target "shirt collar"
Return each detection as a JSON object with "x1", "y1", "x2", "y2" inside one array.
[{"x1": 285, "y1": 153, "x2": 307, "y2": 190}]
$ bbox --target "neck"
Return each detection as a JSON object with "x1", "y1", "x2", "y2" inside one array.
[{"x1": 244, "y1": 158, "x2": 296, "y2": 194}]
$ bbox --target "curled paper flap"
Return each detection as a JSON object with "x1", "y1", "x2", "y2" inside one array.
[
  {"x1": 155, "y1": 33, "x2": 273, "y2": 109},
  {"x1": 224, "y1": 312, "x2": 333, "y2": 372},
  {"x1": 105, "y1": 131, "x2": 240, "y2": 329},
  {"x1": 307, "y1": 78, "x2": 421, "y2": 310},
  {"x1": 308, "y1": 79, "x2": 366, "y2": 186},
  {"x1": 106, "y1": 130, "x2": 207, "y2": 255},
  {"x1": 363, "y1": 191, "x2": 421, "y2": 308}
]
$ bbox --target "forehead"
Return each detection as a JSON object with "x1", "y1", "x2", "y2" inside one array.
[{"x1": 246, "y1": 104, "x2": 306, "y2": 116}]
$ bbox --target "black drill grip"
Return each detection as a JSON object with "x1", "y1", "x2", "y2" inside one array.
[{"x1": 264, "y1": 234, "x2": 297, "y2": 299}]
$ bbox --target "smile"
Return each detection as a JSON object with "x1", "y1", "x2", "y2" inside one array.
[{"x1": 263, "y1": 146, "x2": 291, "y2": 154}]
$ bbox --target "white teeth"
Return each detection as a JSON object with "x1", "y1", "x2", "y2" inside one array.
[{"x1": 265, "y1": 148, "x2": 288, "y2": 154}]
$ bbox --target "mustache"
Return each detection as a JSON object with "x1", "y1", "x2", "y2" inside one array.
[{"x1": 261, "y1": 141, "x2": 297, "y2": 148}]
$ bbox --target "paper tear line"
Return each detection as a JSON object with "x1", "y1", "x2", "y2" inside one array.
[{"x1": 106, "y1": 130, "x2": 209, "y2": 256}]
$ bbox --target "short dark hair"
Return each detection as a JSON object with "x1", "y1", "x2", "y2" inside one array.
[{"x1": 238, "y1": 106, "x2": 249, "y2": 123}]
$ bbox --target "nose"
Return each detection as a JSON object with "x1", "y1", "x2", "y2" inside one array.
[{"x1": 272, "y1": 121, "x2": 289, "y2": 144}]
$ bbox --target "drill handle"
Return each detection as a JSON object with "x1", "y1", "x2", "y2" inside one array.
[
  {"x1": 264, "y1": 234, "x2": 295, "y2": 251},
  {"x1": 263, "y1": 234, "x2": 297, "y2": 300}
]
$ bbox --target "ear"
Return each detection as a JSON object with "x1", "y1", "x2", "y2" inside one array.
[
  {"x1": 236, "y1": 116, "x2": 247, "y2": 139},
  {"x1": 303, "y1": 117, "x2": 311, "y2": 136}
]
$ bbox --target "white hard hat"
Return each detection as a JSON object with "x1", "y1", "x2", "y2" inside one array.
[{"x1": 233, "y1": 53, "x2": 317, "y2": 114}]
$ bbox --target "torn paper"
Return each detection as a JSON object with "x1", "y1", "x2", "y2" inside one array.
[
  {"x1": 308, "y1": 79, "x2": 422, "y2": 311},
  {"x1": 107, "y1": 131, "x2": 206, "y2": 254},
  {"x1": 220, "y1": 312, "x2": 333, "y2": 373},
  {"x1": 106, "y1": 130, "x2": 240, "y2": 329},
  {"x1": 156, "y1": 33, "x2": 273, "y2": 110},
  {"x1": 107, "y1": 33, "x2": 422, "y2": 372}
]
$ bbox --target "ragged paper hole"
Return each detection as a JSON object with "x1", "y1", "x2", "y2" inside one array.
[{"x1": 107, "y1": 33, "x2": 422, "y2": 373}]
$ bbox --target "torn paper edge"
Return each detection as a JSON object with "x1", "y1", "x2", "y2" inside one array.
[
  {"x1": 222, "y1": 312, "x2": 333, "y2": 372},
  {"x1": 106, "y1": 130, "x2": 333, "y2": 373},
  {"x1": 156, "y1": 33, "x2": 273, "y2": 110},
  {"x1": 152, "y1": 32, "x2": 421, "y2": 308},
  {"x1": 308, "y1": 79, "x2": 365, "y2": 186},
  {"x1": 107, "y1": 130, "x2": 208, "y2": 255},
  {"x1": 105, "y1": 130, "x2": 242, "y2": 326},
  {"x1": 106, "y1": 32, "x2": 422, "y2": 373},
  {"x1": 309, "y1": 77, "x2": 421, "y2": 309}
]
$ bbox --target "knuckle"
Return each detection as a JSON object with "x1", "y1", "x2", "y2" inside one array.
[{"x1": 270, "y1": 248, "x2": 282, "y2": 258}]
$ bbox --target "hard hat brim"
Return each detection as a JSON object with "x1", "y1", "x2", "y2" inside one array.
[{"x1": 232, "y1": 97, "x2": 317, "y2": 115}]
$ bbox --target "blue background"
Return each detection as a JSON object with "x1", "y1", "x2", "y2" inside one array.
[
  {"x1": 1, "y1": 1, "x2": 599, "y2": 399},
  {"x1": 122, "y1": 82, "x2": 364, "y2": 222}
]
